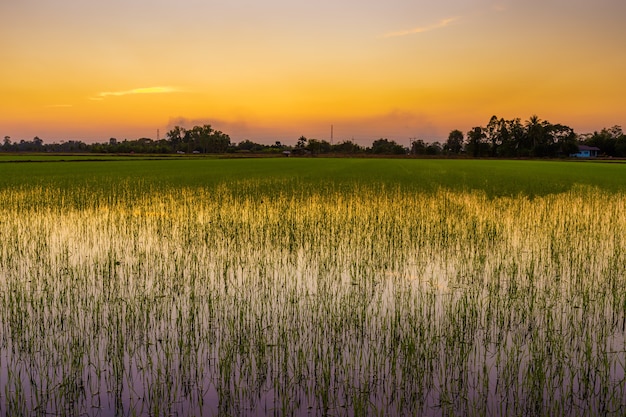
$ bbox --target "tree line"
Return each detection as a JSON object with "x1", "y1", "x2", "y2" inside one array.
[
  {"x1": 2, "y1": 118, "x2": 624, "y2": 157},
  {"x1": 435, "y1": 115, "x2": 624, "y2": 158}
]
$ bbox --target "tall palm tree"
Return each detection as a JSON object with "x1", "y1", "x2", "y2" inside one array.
[{"x1": 525, "y1": 115, "x2": 546, "y2": 155}]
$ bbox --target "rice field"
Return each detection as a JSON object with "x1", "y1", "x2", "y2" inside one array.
[{"x1": 1, "y1": 158, "x2": 625, "y2": 416}]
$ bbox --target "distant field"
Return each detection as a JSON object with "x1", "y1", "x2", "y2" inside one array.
[
  {"x1": 2, "y1": 157, "x2": 626, "y2": 197},
  {"x1": 1, "y1": 158, "x2": 625, "y2": 416}
]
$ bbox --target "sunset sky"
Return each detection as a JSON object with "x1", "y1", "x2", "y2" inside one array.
[{"x1": 2, "y1": 0, "x2": 625, "y2": 145}]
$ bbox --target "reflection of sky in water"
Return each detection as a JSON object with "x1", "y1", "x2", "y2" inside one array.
[
  {"x1": 2, "y1": 254, "x2": 623, "y2": 416},
  {"x1": 1, "y1": 188, "x2": 625, "y2": 415}
]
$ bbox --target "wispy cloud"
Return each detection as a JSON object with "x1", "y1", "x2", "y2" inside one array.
[
  {"x1": 91, "y1": 86, "x2": 180, "y2": 100},
  {"x1": 383, "y1": 17, "x2": 460, "y2": 38}
]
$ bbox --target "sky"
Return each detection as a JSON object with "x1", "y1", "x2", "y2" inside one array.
[{"x1": 1, "y1": 0, "x2": 625, "y2": 145}]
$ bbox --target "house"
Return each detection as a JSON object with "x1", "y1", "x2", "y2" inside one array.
[{"x1": 571, "y1": 145, "x2": 600, "y2": 158}]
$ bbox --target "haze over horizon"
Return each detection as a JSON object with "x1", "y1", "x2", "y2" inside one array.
[{"x1": 2, "y1": 0, "x2": 625, "y2": 145}]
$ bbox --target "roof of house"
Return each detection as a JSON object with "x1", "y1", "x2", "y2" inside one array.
[{"x1": 577, "y1": 145, "x2": 601, "y2": 151}]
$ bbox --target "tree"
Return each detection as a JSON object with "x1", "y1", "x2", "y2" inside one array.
[
  {"x1": 370, "y1": 138, "x2": 406, "y2": 155},
  {"x1": 498, "y1": 118, "x2": 523, "y2": 157},
  {"x1": 466, "y1": 127, "x2": 486, "y2": 157},
  {"x1": 205, "y1": 128, "x2": 230, "y2": 153},
  {"x1": 166, "y1": 126, "x2": 186, "y2": 148},
  {"x1": 331, "y1": 140, "x2": 363, "y2": 154},
  {"x1": 296, "y1": 136, "x2": 307, "y2": 149},
  {"x1": 616, "y1": 130, "x2": 626, "y2": 157},
  {"x1": 410, "y1": 139, "x2": 427, "y2": 155},
  {"x1": 583, "y1": 125, "x2": 623, "y2": 157},
  {"x1": 185, "y1": 125, "x2": 211, "y2": 153},
  {"x1": 182, "y1": 124, "x2": 230, "y2": 153},
  {"x1": 237, "y1": 139, "x2": 266, "y2": 152},
  {"x1": 444, "y1": 130, "x2": 464, "y2": 154},
  {"x1": 524, "y1": 115, "x2": 552, "y2": 156},
  {"x1": 306, "y1": 139, "x2": 331, "y2": 154},
  {"x1": 426, "y1": 142, "x2": 442, "y2": 155},
  {"x1": 548, "y1": 124, "x2": 577, "y2": 157},
  {"x1": 485, "y1": 115, "x2": 505, "y2": 157},
  {"x1": 33, "y1": 136, "x2": 44, "y2": 149}
]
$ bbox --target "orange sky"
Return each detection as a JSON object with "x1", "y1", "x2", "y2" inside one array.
[{"x1": 1, "y1": 0, "x2": 625, "y2": 145}]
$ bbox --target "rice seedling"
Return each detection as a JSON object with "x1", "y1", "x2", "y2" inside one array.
[{"x1": 0, "y1": 159, "x2": 625, "y2": 416}]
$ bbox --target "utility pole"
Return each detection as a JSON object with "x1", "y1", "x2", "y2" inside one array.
[{"x1": 331, "y1": 125, "x2": 334, "y2": 145}]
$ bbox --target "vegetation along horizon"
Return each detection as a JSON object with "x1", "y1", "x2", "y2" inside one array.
[{"x1": 1, "y1": 157, "x2": 626, "y2": 416}]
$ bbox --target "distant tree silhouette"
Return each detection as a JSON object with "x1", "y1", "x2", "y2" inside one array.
[
  {"x1": 369, "y1": 139, "x2": 406, "y2": 155},
  {"x1": 444, "y1": 130, "x2": 464, "y2": 154},
  {"x1": 466, "y1": 127, "x2": 487, "y2": 157}
]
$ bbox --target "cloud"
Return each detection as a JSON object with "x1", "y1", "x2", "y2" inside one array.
[
  {"x1": 383, "y1": 16, "x2": 460, "y2": 38},
  {"x1": 91, "y1": 86, "x2": 180, "y2": 100},
  {"x1": 164, "y1": 109, "x2": 442, "y2": 146},
  {"x1": 335, "y1": 109, "x2": 440, "y2": 141}
]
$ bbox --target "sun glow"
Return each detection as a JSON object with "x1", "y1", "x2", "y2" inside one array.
[{"x1": 1, "y1": 0, "x2": 625, "y2": 143}]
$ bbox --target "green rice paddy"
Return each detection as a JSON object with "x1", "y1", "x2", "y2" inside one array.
[{"x1": 1, "y1": 157, "x2": 625, "y2": 416}]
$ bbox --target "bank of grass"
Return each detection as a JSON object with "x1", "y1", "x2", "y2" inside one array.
[{"x1": 1, "y1": 158, "x2": 625, "y2": 416}]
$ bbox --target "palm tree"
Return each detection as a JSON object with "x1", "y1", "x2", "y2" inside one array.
[{"x1": 525, "y1": 115, "x2": 547, "y2": 156}]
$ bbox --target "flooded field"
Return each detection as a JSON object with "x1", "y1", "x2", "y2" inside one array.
[{"x1": 1, "y1": 159, "x2": 625, "y2": 416}]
